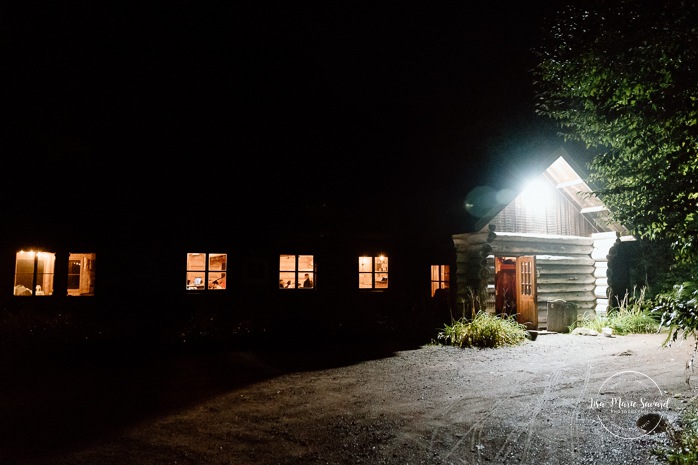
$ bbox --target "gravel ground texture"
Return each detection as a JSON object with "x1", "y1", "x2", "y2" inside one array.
[{"x1": 2, "y1": 331, "x2": 697, "y2": 465}]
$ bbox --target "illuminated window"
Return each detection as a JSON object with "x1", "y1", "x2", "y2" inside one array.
[
  {"x1": 67, "y1": 252, "x2": 96, "y2": 296},
  {"x1": 186, "y1": 253, "x2": 227, "y2": 291},
  {"x1": 358, "y1": 255, "x2": 388, "y2": 289},
  {"x1": 14, "y1": 250, "x2": 56, "y2": 296},
  {"x1": 430, "y1": 265, "x2": 450, "y2": 297},
  {"x1": 279, "y1": 254, "x2": 315, "y2": 289}
]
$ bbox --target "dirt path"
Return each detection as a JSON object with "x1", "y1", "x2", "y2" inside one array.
[{"x1": 4, "y1": 332, "x2": 697, "y2": 464}]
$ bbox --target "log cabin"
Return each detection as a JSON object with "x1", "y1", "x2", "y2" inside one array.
[
  {"x1": 452, "y1": 148, "x2": 636, "y2": 331},
  {"x1": 0, "y1": 144, "x2": 634, "y2": 344}
]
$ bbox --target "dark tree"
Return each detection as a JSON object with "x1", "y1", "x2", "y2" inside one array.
[
  {"x1": 533, "y1": 1, "x2": 698, "y2": 340},
  {"x1": 534, "y1": 0, "x2": 698, "y2": 265}
]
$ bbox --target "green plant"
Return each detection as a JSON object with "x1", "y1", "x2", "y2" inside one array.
[
  {"x1": 534, "y1": 2, "x2": 698, "y2": 269},
  {"x1": 653, "y1": 398, "x2": 698, "y2": 464},
  {"x1": 454, "y1": 287, "x2": 488, "y2": 322},
  {"x1": 438, "y1": 311, "x2": 528, "y2": 349},
  {"x1": 577, "y1": 287, "x2": 660, "y2": 336},
  {"x1": 534, "y1": 2, "x2": 698, "y2": 344},
  {"x1": 654, "y1": 280, "x2": 698, "y2": 346}
]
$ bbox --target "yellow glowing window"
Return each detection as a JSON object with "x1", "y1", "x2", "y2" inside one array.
[
  {"x1": 14, "y1": 250, "x2": 56, "y2": 296},
  {"x1": 67, "y1": 252, "x2": 96, "y2": 296},
  {"x1": 279, "y1": 254, "x2": 315, "y2": 289},
  {"x1": 430, "y1": 264, "x2": 450, "y2": 297},
  {"x1": 358, "y1": 255, "x2": 388, "y2": 289},
  {"x1": 186, "y1": 253, "x2": 227, "y2": 291}
]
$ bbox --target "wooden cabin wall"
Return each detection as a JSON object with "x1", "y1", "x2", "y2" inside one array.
[
  {"x1": 453, "y1": 229, "x2": 618, "y2": 329},
  {"x1": 591, "y1": 231, "x2": 617, "y2": 316},
  {"x1": 487, "y1": 233, "x2": 595, "y2": 328},
  {"x1": 488, "y1": 192, "x2": 598, "y2": 237},
  {"x1": 591, "y1": 231, "x2": 638, "y2": 316},
  {"x1": 453, "y1": 229, "x2": 496, "y2": 316}
]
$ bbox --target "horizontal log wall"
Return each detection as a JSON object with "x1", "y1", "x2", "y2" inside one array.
[
  {"x1": 487, "y1": 256, "x2": 596, "y2": 328},
  {"x1": 454, "y1": 227, "x2": 628, "y2": 328},
  {"x1": 453, "y1": 231, "x2": 494, "y2": 299},
  {"x1": 455, "y1": 231, "x2": 602, "y2": 329}
]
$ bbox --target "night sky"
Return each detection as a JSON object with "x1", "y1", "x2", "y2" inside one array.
[{"x1": 3, "y1": 1, "x2": 566, "y2": 235}]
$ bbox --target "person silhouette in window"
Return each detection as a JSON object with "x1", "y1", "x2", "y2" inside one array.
[{"x1": 303, "y1": 273, "x2": 313, "y2": 288}]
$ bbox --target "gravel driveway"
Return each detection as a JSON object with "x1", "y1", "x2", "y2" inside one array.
[{"x1": 2, "y1": 332, "x2": 696, "y2": 464}]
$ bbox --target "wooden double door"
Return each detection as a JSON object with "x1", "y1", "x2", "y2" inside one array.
[{"x1": 494, "y1": 256, "x2": 537, "y2": 329}]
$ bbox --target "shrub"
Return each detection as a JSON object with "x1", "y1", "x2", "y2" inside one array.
[
  {"x1": 653, "y1": 280, "x2": 698, "y2": 346},
  {"x1": 576, "y1": 287, "x2": 660, "y2": 336},
  {"x1": 438, "y1": 311, "x2": 528, "y2": 349}
]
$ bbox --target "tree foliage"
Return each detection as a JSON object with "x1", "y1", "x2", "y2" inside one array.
[{"x1": 533, "y1": 0, "x2": 698, "y2": 268}]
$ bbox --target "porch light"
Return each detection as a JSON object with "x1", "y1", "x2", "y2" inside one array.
[{"x1": 521, "y1": 177, "x2": 553, "y2": 212}]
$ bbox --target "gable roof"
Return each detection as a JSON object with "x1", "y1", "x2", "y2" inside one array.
[{"x1": 473, "y1": 147, "x2": 629, "y2": 235}]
